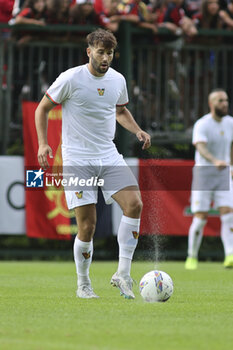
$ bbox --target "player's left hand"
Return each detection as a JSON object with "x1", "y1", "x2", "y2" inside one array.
[{"x1": 136, "y1": 130, "x2": 151, "y2": 150}]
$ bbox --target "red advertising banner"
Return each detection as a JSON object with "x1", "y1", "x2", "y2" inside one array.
[
  {"x1": 22, "y1": 101, "x2": 75, "y2": 240},
  {"x1": 139, "y1": 159, "x2": 221, "y2": 237},
  {"x1": 22, "y1": 102, "x2": 221, "y2": 239}
]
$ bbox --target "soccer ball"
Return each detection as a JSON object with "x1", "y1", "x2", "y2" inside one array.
[{"x1": 139, "y1": 270, "x2": 174, "y2": 302}]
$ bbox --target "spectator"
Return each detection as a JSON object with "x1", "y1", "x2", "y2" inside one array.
[
  {"x1": 117, "y1": 0, "x2": 148, "y2": 23},
  {"x1": 14, "y1": 0, "x2": 46, "y2": 25},
  {"x1": 115, "y1": 0, "x2": 158, "y2": 33},
  {"x1": 45, "y1": 0, "x2": 71, "y2": 24},
  {"x1": 97, "y1": 0, "x2": 122, "y2": 32},
  {"x1": 161, "y1": 0, "x2": 197, "y2": 36},
  {"x1": 44, "y1": 0, "x2": 58, "y2": 24},
  {"x1": 192, "y1": 0, "x2": 222, "y2": 29},
  {"x1": 147, "y1": 0, "x2": 168, "y2": 24},
  {"x1": 185, "y1": 0, "x2": 202, "y2": 14},
  {"x1": 148, "y1": 0, "x2": 180, "y2": 33},
  {"x1": 11, "y1": 0, "x2": 27, "y2": 17},
  {"x1": 219, "y1": 0, "x2": 233, "y2": 29},
  {"x1": 70, "y1": 0, "x2": 98, "y2": 25},
  {"x1": 13, "y1": 0, "x2": 46, "y2": 44}
]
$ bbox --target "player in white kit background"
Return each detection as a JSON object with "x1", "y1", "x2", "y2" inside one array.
[
  {"x1": 35, "y1": 29, "x2": 151, "y2": 299},
  {"x1": 185, "y1": 89, "x2": 233, "y2": 270}
]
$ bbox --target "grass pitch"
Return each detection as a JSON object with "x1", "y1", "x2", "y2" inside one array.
[{"x1": 0, "y1": 261, "x2": 233, "y2": 350}]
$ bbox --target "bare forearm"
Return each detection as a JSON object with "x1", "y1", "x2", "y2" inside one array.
[
  {"x1": 35, "y1": 95, "x2": 55, "y2": 145},
  {"x1": 196, "y1": 143, "x2": 217, "y2": 164},
  {"x1": 196, "y1": 142, "x2": 227, "y2": 169},
  {"x1": 116, "y1": 108, "x2": 142, "y2": 134},
  {"x1": 219, "y1": 10, "x2": 233, "y2": 28},
  {"x1": 15, "y1": 16, "x2": 45, "y2": 26},
  {"x1": 116, "y1": 107, "x2": 151, "y2": 149},
  {"x1": 35, "y1": 96, "x2": 55, "y2": 167},
  {"x1": 121, "y1": 15, "x2": 140, "y2": 23},
  {"x1": 35, "y1": 106, "x2": 49, "y2": 145}
]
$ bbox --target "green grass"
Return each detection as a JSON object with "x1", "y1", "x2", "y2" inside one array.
[{"x1": 1, "y1": 261, "x2": 233, "y2": 350}]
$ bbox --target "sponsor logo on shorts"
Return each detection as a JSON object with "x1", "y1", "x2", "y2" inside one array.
[
  {"x1": 82, "y1": 251, "x2": 91, "y2": 259},
  {"x1": 75, "y1": 191, "x2": 83, "y2": 199},
  {"x1": 132, "y1": 231, "x2": 139, "y2": 239},
  {"x1": 97, "y1": 88, "x2": 105, "y2": 96}
]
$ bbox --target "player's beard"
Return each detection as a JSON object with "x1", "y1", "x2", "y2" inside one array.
[
  {"x1": 91, "y1": 56, "x2": 110, "y2": 75},
  {"x1": 215, "y1": 106, "x2": 228, "y2": 118}
]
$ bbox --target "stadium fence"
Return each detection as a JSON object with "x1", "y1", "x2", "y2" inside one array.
[{"x1": 1, "y1": 23, "x2": 233, "y2": 155}]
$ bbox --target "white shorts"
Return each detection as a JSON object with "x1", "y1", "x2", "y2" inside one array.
[
  {"x1": 191, "y1": 185, "x2": 233, "y2": 213},
  {"x1": 63, "y1": 153, "x2": 138, "y2": 209},
  {"x1": 191, "y1": 166, "x2": 233, "y2": 213}
]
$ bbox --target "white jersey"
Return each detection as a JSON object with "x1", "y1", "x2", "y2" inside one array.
[
  {"x1": 192, "y1": 113, "x2": 233, "y2": 166},
  {"x1": 46, "y1": 64, "x2": 128, "y2": 159}
]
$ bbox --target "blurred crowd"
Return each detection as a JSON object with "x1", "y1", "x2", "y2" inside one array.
[{"x1": 0, "y1": 0, "x2": 233, "y2": 42}]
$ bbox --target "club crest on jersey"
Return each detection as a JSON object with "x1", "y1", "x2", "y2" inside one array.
[
  {"x1": 75, "y1": 191, "x2": 83, "y2": 199},
  {"x1": 82, "y1": 251, "x2": 91, "y2": 259},
  {"x1": 97, "y1": 88, "x2": 105, "y2": 96},
  {"x1": 132, "y1": 231, "x2": 139, "y2": 239}
]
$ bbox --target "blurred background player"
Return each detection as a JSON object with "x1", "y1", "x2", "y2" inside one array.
[{"x1": 185, "y1": 89, "x2": 233, "y2": 270}]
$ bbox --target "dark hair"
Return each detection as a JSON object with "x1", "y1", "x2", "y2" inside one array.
[
  {"x1": 201, "y1": 0, "x2": 221, "y2": 28},
  {"x1": 86, "y1": 29, "x2": 117, "y2": 49},
  {"x1": 21, "y1": 0, "x2": 45, "y2": 14},
  {"x1": 23, "y1": 0, "x2": 43, "y2": 8}
]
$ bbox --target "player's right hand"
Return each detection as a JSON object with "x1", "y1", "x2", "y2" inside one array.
[
  {"x1": 213, "y1": 159, "x2": 228, "y2": 170},
  {"x1": 37, "y1": 144, "x2": 53, "y2": 169}
]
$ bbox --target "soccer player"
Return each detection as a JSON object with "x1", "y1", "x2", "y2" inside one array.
[
  {"x1": 35, "y1": 29, "x2": 151, "y2": 299},
  {"x1": 185, "y1": 89, "x2": 233, "y2": 270}
]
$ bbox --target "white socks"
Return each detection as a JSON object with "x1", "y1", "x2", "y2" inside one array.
[
  {"x1": 117, "y1": 215, "x2": 140, "y2": 277},
  {"x1": 73, "y1": 215, "x2": 140, "y2": 287},
  {"x1": 187, "y1": 217, "x2": 207, "y2": 258},
  {"x1": 220, "y1": 213, "x2": 233, "y2": 256},
  {"x1": 73, "y1": 236, "x2": 93, "y2": 287}
]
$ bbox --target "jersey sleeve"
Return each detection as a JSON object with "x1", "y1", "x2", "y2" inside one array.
[
  {"x1": 192, "y1": 120, "x2": 208, "y2": 145},
  {"x1": 116, "y1": 76, "x2": 129, "y2": 106},
  {"x1": 45, "y1": 72, "x2": 72, "y2": 105}
]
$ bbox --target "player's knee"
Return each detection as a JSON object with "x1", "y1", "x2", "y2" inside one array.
[
  {"x1": 125, "y1": 197, "x2": 143, "y2": 217},
  {"x1": 79, "y1": 220, "x2": 96, "y2": 237}
]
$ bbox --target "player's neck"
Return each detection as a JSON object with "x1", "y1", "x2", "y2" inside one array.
[
  {"x1": 211, "y1": 113, "x2": 222, "y2": 122},
  {"x1": 87, "y1": 63, "x2": 105, "y2": 78}
]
